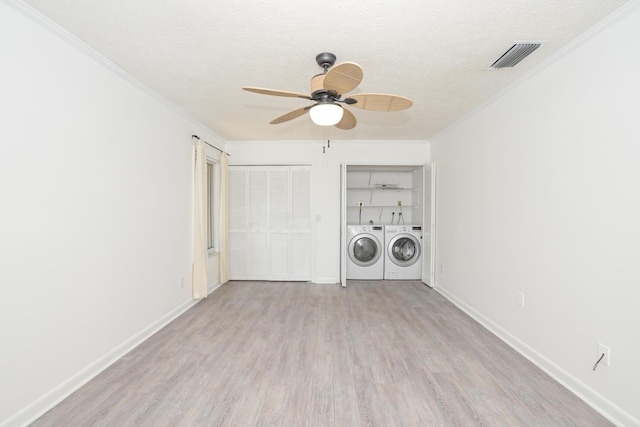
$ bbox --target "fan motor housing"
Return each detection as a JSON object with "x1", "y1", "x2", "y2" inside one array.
[{"x1": 310, "y1": 74, "x2": 339, "y2": 102}]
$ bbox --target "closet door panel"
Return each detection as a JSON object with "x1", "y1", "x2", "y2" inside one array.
[
  {"x1": 269, "y1": 166, "x2": 289, "y2": 230},
  {"x1": 247, "y1": 231, "x2": 269, "y2": 280},
  {"x1": 228, "y1": 166, "x2": 246, "y2": 230},
  {"x1": 229, "y1": 231, "x2": 246, "y2": 280},
  {"x1": 246, "y1": 167, "x2": 268, "y2": 279},
  {"x1": 269, "y1": 231, "x2": 289, "y2": 280},
  {"x1": 291, "y1": 167, "x2": 311, "y2": 230},
  {"x1": 290, "y1": 231, "x2": 311, "y2": 281},
  {"x1": 290, "y1": 167, "x2": 311, "y2": 280},
  {"x1": 269, "y1": 166, "x2": 290, "y2": 280},
  {"x1": 247, "y1": 167, "x2": 268, "y2": 231}
]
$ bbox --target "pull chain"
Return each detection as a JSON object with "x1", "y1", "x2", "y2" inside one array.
[
  {"x1": 322, "y1": 139, "x2": 331, "y2": 154},
  {"x1": 322, "y1": 127, "x2": 331, "y2": 153}
]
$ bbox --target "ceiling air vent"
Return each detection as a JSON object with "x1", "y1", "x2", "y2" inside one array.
[{"x1": 489, "y1": 43, "x2": 542, "y2": 69}]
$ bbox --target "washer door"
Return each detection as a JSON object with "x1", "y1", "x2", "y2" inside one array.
[
  {"x1": 387, "y1": 234, "x2": 421, "y2": 267},
  {"x1": 348, "y1": 234, "x2": 382, "y2": 267}
]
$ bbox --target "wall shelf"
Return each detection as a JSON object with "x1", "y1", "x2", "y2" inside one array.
[
  {"x1": 347, "y1": 187, "x2": 415, "y2": 191},
  {"x1": 348, "y1": 205, "x2": 417, "y2": 208},
  {"x1": 346, "y1": 166, "x2": 422, "y2": 226}
]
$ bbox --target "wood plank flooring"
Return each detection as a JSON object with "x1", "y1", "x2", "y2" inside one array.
[{"x1": 31, "y1": 281, "x2": 613, "y2": 426}]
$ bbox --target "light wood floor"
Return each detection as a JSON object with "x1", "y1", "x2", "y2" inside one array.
[{"x1": 31, "y1": 281, "x2": 612, "y2": 426}]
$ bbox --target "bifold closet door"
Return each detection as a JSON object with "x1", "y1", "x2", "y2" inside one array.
[
  {"x1": 228, "y1": 165, "x2": 269, "y2": 281},
  {"x1": 290, "y1": 167, "x2": 311, "y2": 280},
  {"x1": 246, "y1": 167, "x2": 269, "y2": 280},
  {"x1": 269, "y1": 166, "x2": 290, "y2": 281},
  {"x1": 269, "y1": 166, "x2": 311, "y2": 281},
  {"x1": 228, "y1": 165, "x2": 311, "y2": 281}
]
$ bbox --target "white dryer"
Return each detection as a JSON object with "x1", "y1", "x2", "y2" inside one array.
[
  {"x1": 346, "y1": 225, "x2": 385, "y2": 280},
  {"x1": 384, "y1": 225, "x2": 423, "y2": 280}
]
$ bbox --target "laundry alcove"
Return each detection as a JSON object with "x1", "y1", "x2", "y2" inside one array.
[{"x1": 340, "y1": 163, "x2": 435, "y2": 287}]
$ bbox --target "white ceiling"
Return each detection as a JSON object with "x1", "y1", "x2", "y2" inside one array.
[{"x1": 21, "y1": 0, "x2": 630, "y2": 141}]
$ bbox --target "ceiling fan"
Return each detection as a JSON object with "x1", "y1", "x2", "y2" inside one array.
[{"x1": 242, "y1": 52, "x2": 413, "y2": 130}]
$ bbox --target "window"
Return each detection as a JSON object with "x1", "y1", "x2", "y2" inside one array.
[{"x1": 206, "y1": 161, "x2": 217, "y2": 251}]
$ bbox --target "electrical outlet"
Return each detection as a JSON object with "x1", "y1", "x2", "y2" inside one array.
[
  {"x1": 397, "y1": 200, "x2": 402, "y2": 206},
  {"x1": 518, "y1": 292, "x2": 525, "y2": 307},
  {"x1": 358, "y1": 201, "x2": 364, "y2": 207},
  {"x1": 598, "y1": 343, "x2": 611, "y2": 366}
]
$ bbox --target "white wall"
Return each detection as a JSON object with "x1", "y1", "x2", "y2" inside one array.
[
  {"x1": 430, "y1": 2, "x2": 640, "y2": 425},
  {"x1": 227, "y1": 140, "x2": 429, "y2": 283},
  {"x1": 0, "y1": 2, "x2": 222, "y2": 425}
]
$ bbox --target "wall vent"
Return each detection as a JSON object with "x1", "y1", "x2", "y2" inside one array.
[{"x1": 489, "y1": 43, "x2": 542, "y2": 69}]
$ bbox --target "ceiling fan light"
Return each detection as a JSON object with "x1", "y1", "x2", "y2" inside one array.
[{"x1": 309, "y1": 103, "x2": 343, "y2": 126}]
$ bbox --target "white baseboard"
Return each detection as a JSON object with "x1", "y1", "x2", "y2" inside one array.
[
  {"x1": 3, "y1": 298, "x2": 200, "y2": 427},
  {"x1": 435, "y1": 285, "x2": 639, "y2": 427},
  {"x1": 313, "y1": 277, "x2": 338, "y2": 284}
]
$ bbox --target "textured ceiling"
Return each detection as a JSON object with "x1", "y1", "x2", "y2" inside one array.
[{"x1": 21, "y1": 0, "x2": 631, "y2": 141}]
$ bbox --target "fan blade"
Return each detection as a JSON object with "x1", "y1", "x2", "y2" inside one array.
[
  {"x1": 323, "y1": 62, "x2": 363, "y2": 94},
  {"x1": 243, "y1": 86, "x2": 311, "y2": 99},
  {"x1": 270, "y1": 106, "x2": 310, "y2": 124},
  {"x1": 348, "y1": 93, "x2": 413, "y2": 111},
  {"x1": 335, "y1": 107, "x2": 357, "y2": 130}
]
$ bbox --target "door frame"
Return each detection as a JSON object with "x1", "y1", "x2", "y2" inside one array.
[{"x1": 421, "y1": 163, "x2": 436, "y2": 287}]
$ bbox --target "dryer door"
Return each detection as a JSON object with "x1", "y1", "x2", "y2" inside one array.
[
  {"x1": 388, "y1": 234, "x2": 421, "y2": 267},
  {"x1": 348, "y1": 234, "x2": 382, "y2": 267}
]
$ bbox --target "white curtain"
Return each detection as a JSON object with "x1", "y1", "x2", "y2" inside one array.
[
  {"x1": 192, "y1": 138, "x2": 208, "y2": 298},
  {"x1": 219, "y1": 153, "x2": 230, "y2": 284}
]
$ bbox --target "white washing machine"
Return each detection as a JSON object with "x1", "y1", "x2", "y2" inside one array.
[
  {"x1": 384, "y1": 225, "x2": 423, "y2": 280},
  {"x1": 346, "y1": 225, "x2": 385, "y2": 280}
]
